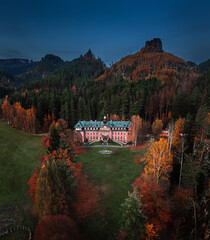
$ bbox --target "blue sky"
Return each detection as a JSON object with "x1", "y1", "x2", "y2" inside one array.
[{"x1": 0, "y1": 0, "x2": 210, "y2": 65}]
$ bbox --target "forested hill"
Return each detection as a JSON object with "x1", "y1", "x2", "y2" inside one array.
[
  {"x1": 96, "y1": 38, "x2": 199, "y2": 84},
  {"x1": 0, "y1": 68, "x2": 22, "y2": 97},
  {"x1": 198, "y1": 58, "x2": 210, "y2": 73},
  {"x1": 20, "y1": 54, "x2": 65, "y2": 82},
  {"x1": 25, "y1": 49, "x2": 107, "y2": 91},
  {"x1": 0, "y1": 58, "x2": 34, "y2": 76}
]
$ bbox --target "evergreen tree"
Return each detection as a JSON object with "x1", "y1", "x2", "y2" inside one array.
[
  {"x1": 49, "y1": 122, "x2": 60, "y2": 152},
  {"x1": 58, "y1": 161, "x2": 77, "y2": 203},
  {"x1": 77, "y1": 97, "x2": 86, "y2": 120},
  {"x1": 120, "y1": 190, "x2": 146, "y2": 240}
]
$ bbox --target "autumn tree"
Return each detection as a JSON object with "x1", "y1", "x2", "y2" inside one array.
[
  {"x1": 35, "y1": 160, "x2": 68, "y2": 219},
  {"x1": 144, "y1": 223, "x2": 160, "y2": 240},
  {"x1": 1, "y1": 96, "x2": 12, "y2": 124},
  {"x1": 130, "y1": 115, "x2": 143, "y2": 146},
  {"x1": 145, "y1": 138, "x2": 173, "y2": 184},
  {"x1": 34, "y1": 215, "x2": 84, "y2": 240},
  {"x1": 152, "y1": 119, "x2": 163, "y2": 139},
  {"x1": 1, "y1": 97, "x2": 37, "y2": 133},
  {"x1": 172, "y1": 118, "x2": 185, "y2": 151},
  {"x1": 133, "y1": 176, "x2": 171, "y2": 230},
  {"x1": 72, "y1": 173, "x2": 100, "y2": 220}
]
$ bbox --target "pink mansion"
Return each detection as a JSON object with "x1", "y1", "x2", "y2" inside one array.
[{"x1": 74, "y1": 117, "x2": 132, "y2": 143}]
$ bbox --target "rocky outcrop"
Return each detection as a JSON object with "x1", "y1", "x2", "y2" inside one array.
[{"x1": 144, "y1": 38, "x2": 163, "y2": 53}]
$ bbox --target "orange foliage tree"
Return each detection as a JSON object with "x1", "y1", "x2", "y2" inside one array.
[
  {"x1": 144, "y1": 223, "x2": 160, "y2": 240},
  {"x1": 34, "y1": 215, "x2": 84, "y2": 240},
  {"x1": 145, "y1": 138, "x2": 173, "y2": 184},
  {"x1": 1, "y1": 96, "x2": 13, "y2": 124},
  {"x1": 133, "y1": 176, "x2": 171, "y2": 230},
  {"x1": 1, "y1": 97, "x2": 36, "y2": 133},
  {"x1": 110, "y1": 114, "x2": 120, "y2": 121},
  {"x1": 172, "y1": 118, "x2": 185, "y2": 150}
]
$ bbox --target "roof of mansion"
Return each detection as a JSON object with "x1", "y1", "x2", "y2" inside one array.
[{"x1": 74, "y1": 120, "x2": 131, "y2": 129}]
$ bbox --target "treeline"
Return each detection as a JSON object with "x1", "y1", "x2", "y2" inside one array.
[
  {"x1": 6, "y1": 70, "x2": 209, "y2": 133},
  {"x1": 1, "y1": 96, "x2": 36, "y2": 133}
]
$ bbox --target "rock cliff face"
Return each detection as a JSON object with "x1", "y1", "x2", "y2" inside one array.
[{"x1": 144, "y1": 38, "x2": 163, "y2": 53}]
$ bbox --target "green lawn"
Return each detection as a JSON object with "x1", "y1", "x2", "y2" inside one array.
[
  {"x1": 76, "y1": 147, "x2": 145, "y2": 240},
  {"x1": 0, "y1": 120, "x2": 44, "y2": 238},
  {"x1": 90, "y1": 141, "x2": 121, "y2": 146},
  {"x1": 0, "y1": 120, "x2": 145, "y2": 240}
]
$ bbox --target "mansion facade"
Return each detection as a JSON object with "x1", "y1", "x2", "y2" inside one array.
[{"x1": 74, "y1": 117, "x2": 132, "y2": 143}]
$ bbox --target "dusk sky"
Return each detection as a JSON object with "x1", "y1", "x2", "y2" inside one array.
[{"x1": 0, "y1": 0, "x2": 210, "y2": 65}]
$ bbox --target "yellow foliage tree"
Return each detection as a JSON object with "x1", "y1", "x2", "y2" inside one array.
[
  {"x1": 35, "y1": 160, "x2": 67, "y2": 219},
  {"x1": 145, "y1": 138, "x2": 173, "y2": 184},
  {"x1": 172, "y1": 118, "x2": 185, "y2": 150}
]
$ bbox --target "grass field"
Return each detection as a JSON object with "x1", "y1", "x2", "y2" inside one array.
[
  {"x1": 0, "y1": 120, "x2": 44, "y2": 238},
  {"x1": 76, "y1": 147, "x2": 145, "y2": 240},
  {"x1": 0, "y1": 120, "x2": 145, "y2": 239}
]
